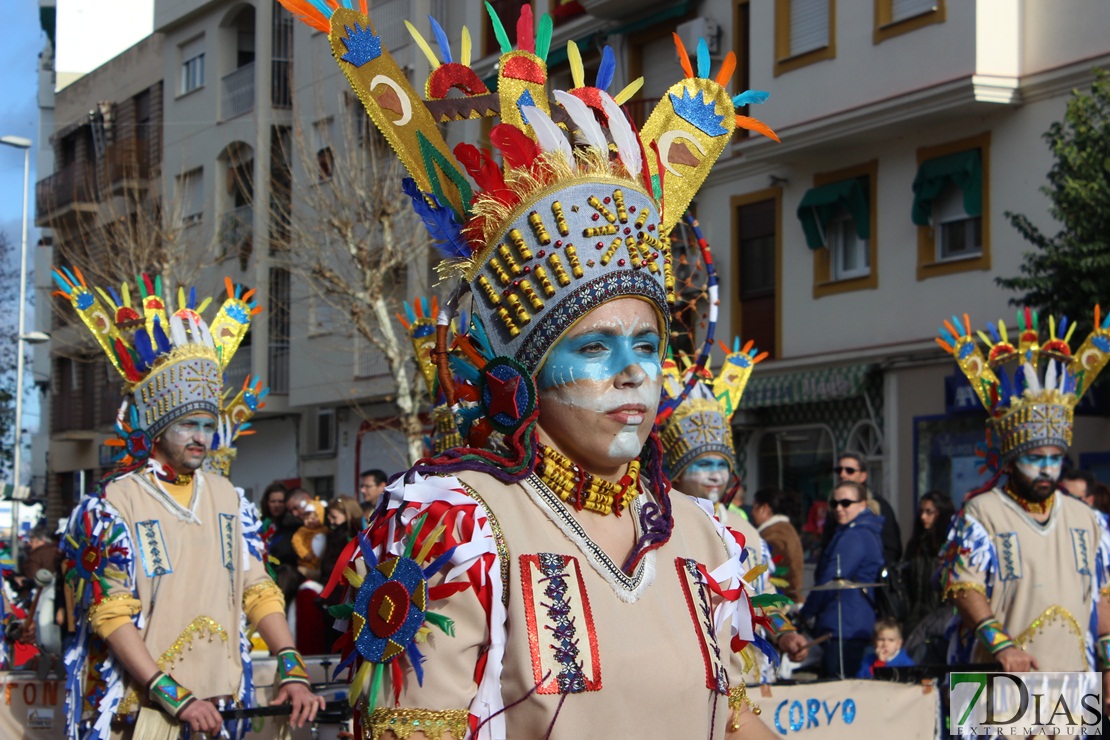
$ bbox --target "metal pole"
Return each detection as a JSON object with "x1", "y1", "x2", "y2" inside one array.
[
  {"x1": 11, "y1": 145, "x2": 30, "y2": 564},
  {"x1": 835, "y1": 553, "x2": 844, "y2": 679}
]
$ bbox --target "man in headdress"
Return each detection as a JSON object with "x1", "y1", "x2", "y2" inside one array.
[
  {"x1": 54, "y1": 272, "x2": 323, "y2": 739},
  {"x1": 937, "y1": 310, "x2": 1110, "y2": 679}
]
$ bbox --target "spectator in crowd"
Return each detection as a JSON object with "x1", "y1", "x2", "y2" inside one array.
[
  {"x1": 835, "y1": 452, "x2": 903, "y2": 564},
  {"x1": 801, "y1": 480, "x2": 885, "y2": 678},
  {"x1": 358, "y1": 469, "x2": 387, "y2": 507},
  {"x1": 1060, "y1": 468, "x2": 1096, "y2": 507},
  {"x1": 292, "y1": 499, "x2": 328, "y2": 581},
  {"x1": 321, "y1": 495, "x2": 363, "y2": 647},
  {"x1": 1092, "y1": 481, "x2": 1110, "y2": 516},
  {"x1": 902, "y1": 491, "x2": 955, "y2": 634},
  {"x1": 359, "y1": 499, "x2": 376, "y2": 528},
  {"x1": 260, "y1": 482, "x2": 288, "y2": 526},
  {"x1": 285, "y1": 487, "x2": 311, "y2": 519},
  {"x1": 751, "y1": 487, "x2": 805, "y2": 604},
  {"x1": 801, "y1": 498, "x2": 829, "y2": 562},
  {"x1": 856, "y1": 618, "x2": 914, "y2": 678},
  {"x1": 21, "y1": 525, "x2": 61, "y2": 585}
]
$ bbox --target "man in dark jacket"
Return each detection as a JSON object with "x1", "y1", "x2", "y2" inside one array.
[
  {"x1": 801, "y1": 480, "x2": 886, "y2": 678},
  {"x1": 836, "y1": 452, "x2": 902, "y2": 563}
]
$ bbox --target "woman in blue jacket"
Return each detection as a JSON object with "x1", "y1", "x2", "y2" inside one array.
[{"x1": 801, "y1": 480, "x2": 885, "y2": 678}]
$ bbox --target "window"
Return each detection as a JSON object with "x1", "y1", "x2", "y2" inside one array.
[
  {"x1": 731, "y1": 190, "x2": 781, "y2": 358},
  {"x1": 800, "y1": 161, "x2": 878, "y2": 297},
  {"x1": 309, "y1": 476, "x2": 335, "y2": 500},
  {"x1": 874, "y1": 0, "x2": 945, "y2": 44},
  {"x1": 774, "y1": 0, "x2": 836, "y2": 76},
  {"x1": 269, "y1": 267, "x2": 291, "y2": 393},
  {"x1": 914, "y1": 133, "x2": 991, "y2": 280},
  {"x1": 314, "y1": 408, "x2": 336, "y2": 454},
  {"x1": 179, "y1": 37, "x2": 205, "y2": 95},
  {"x1": 313, "y1": 118, "x2": 335, "y2": 181},
  {"x1": 176, "y1": 167, "x2": 204, "y2": 225}
]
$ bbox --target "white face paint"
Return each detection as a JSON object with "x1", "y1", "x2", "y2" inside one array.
[
  {"x1": 536, "y1": 298, "x2": 663, "y2": 477},
  {"x1": 1015, "y1": 457, "x2": 1063, "y2": 485},
  {"x1": 676, "y1": 454, "x2": 732, "y2": 502}
]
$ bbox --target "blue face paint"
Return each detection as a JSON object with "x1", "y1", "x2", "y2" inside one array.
[
  {"x1": 686, "y1": 456, "x2": 731, "y2": 474},
  {"x1": 537, "y1": 329, "x2": 661, "y2": 391}
]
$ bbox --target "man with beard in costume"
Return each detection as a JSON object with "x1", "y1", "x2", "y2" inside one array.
[{"x1": 937, "y1": 309, "x2": 1110, "y2": 684}]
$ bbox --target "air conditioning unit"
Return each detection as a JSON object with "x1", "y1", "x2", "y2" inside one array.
[{"x1": 676, "y1": 17, "x2": 721, "y2": 56}]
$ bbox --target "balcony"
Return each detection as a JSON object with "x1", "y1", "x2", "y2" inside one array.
[
  {"x1": 35, "y1": 162, "x2": 97, "y2": 226},
  {"x1": 103, "y1": 138, "x2": 151, "y2": 189},
  {"x1": 221, "y1": 62, "x2": 255, "y2": 121},
  {"x1": 272, "y1": 60, "x2": 292, "y2": 109}
]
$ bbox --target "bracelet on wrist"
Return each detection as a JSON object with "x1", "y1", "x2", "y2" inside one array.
[
  {"x1": 1097, "y1": 635, "x2": 1110, "y2": 671},
  {"x1": 275, "y1": 648, "x2": 310, "y2": 687},
  {"x1": 975, "y1": 617, "x2": 1014, "y2": 655},
  {"x1": 146, "y1": 671, "x2": 197, "y2": 718}
]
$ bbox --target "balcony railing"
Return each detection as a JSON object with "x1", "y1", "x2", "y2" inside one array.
[
  {"x1": 218, "y1": 204, "x2": 253, "y2": 257},
  {"x1": 35, "y1": 162, "x2": 95, "y2": 221},
  {"x1": 221, "y1": 62, "x2": 255, "y2": 121}
]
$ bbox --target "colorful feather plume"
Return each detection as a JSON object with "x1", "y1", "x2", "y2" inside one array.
[{"x1": 401, "y1": 178, "x2": 471, "y2": 259}]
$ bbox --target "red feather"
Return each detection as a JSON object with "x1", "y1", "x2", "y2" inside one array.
[
  {"x1": 453, "y1": 143, "x2": 506, "y2": 192},
  {"x1": 516, "y1": 3, "x2": 534, "y2": 53},
  {"x1": 114, "y1": 338, "x2": 142, "y2": 382},
  {"x1": 490, "y1": 123, "x2": 539, "y2": 170}
]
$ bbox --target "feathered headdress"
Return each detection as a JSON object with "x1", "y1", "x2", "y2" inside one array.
[
  {"x1": 936, "y1": 306, "x2": 1110, "y2": 465},
  {"x1": 277, "y1": 0, "x2": 777, "y2": 385},
  {"x1": 53, "y1": 268, "x2": 261, "y2": 466}
]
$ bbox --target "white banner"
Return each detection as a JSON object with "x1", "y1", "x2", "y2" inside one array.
[{"x1": 755, "y1": 679, "x2": 939, "y2": 739}]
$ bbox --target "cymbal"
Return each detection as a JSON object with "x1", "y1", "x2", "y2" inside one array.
[{"x1": 805, "y1": 579, "x2": 885, "y2": 592}]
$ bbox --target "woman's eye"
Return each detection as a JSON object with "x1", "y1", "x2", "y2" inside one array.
[{"x1": 578, "y1": 342, "x2": 607, "y2": 354}]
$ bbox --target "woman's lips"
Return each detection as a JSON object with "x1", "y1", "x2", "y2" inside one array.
[{"x1": 605, "y1": 404, "x2": 647, "y2": 425}]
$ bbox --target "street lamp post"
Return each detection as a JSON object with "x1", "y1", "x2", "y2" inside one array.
[{"x1": 2, "y1": 135, "x2": 33, "y2": 554}]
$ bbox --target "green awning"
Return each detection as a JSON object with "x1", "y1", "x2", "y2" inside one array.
[
  {"x1": 796, "y1": 178, "x2": 869, "y2": 250},
  {"x1": 911, "y1": 148, "x2": 981, "y2": 226},
  {"x1": 739, "y1": 364, "x2": 875, "y2": 409}
]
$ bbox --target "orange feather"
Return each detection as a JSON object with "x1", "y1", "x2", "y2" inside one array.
[
  {"x1": 275, "y1": 0, "x2": 331, "y2": 33},
  {"x1": 734, "y1": 115, "x2": 779, "y2": 143},
  {"x1": 672, "y1": 33, "x2": 694, "y2": 79},
  {"x1": 715, "y1": 51, "x2": 737, "y2": 87}
]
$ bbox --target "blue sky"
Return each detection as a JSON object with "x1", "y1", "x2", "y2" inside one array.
[{"x1": 0, "y1": 2, "x2": 44, "y2": 244}]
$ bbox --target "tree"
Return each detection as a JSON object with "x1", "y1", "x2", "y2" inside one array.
[
  {"x1": 272, "y1": 111, "x2": 433, "y2": 464},
  {"x1": 0, "y1": 232, "x2": 19, "y2": 480},
  {"x1": 997, "y1": 69, "x2": 1110, "y2": 325}
]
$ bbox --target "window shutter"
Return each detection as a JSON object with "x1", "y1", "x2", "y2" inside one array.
[
  {"x1": 790, "y1": 0, "x2": 829, "y2": 56},
  {"x1": 891, "y1": 0, "x2": 936, "y2": 23}
]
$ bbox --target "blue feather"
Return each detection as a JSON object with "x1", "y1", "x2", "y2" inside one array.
[
  {"x1": 731, "y1": 90, "x2": 770, "y2": 107},
  {"x1": 1058, "y1": 315, "x2": 1069, "y2": 337},
  {"x1": 986, "y1": 322, "x2": 1001, "y2": 343},
  {"x1": 428, "y1": 15, "x2": 452, "y2": 63},
  {"x1": 152, "y1": 316, "x2": 172, "y2": 354},
  {"x1": 108, "y1": 286, "x2": 123, "y2": 305},
  {"x1": 997, "y1": 368, "x2": 1013, "y2": 407},
  {"x1": 596, "y1": 46, "x2": 615, "y2": 91},
  {"x1": 467, "y1": 313, "x2": 494, "y2": 359},
  {"x1": 133, "y1": 330, "x2": 155, "y2": 372},
  {"x1": 401, "y1": 178, "x2": 470, "y2": 259},
  {"x1": 448, "y1": 355, "x2": 480, "y2": 385},
  {"x1": 696, "y1": 39, "x2": 710, "y2": 78}
]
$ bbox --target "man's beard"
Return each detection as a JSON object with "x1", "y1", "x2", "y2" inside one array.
[{"x1": 1010, "y1": 469, "x2": 1057, "y2": 502}]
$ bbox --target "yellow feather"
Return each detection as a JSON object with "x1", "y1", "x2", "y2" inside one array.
[
  {"x1": 998, "y1": 320, "x2": 1009, "y2": 343},
  {"x1": 344, "y1": 566, "x2": 364, "y2": 588},
  {"x1": 121, "y1": 282, "x2": 131, "y2": 307},
  {"x1": 743, "y1": 563, "x2": 769, "y2": 583},
  {"x1": 177, "y1": 287, "x2": 186, "y2": 310},
  {"x1": 977, "y1": 330, "x2": 992, "y2": 347},
  {"x1": 613, "y1": 77, "x2": 644, "y2": 105},
  {"x1": 461, "y1": 26, "x2": 472, "y2": 66},
  {"x1": 567, "y1": 41, "x2": 585, "y2": 89},
  {"x1": 405, "y1": 20, "x2": 441, "y2": 69},
  {"x1": 196, "y1": 297, "x2": 213, "y2": 314},
  {"x1": 415, "y1": 523, "x2": 446, "y2": 564},
  {"x1": 349, "y1": 661, "x2": 372, "y2": 702}
]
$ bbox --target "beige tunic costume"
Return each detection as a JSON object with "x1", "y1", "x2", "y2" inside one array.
[
  {"x1": 62, "y1": 469, "x2": 283, "y2": 739},
  {"x1": 941, "y1": 488, "x2": 1110, "y2": 670},
  {"x1": 350, "y1": 470, "x2": 760, "y2": 740}
]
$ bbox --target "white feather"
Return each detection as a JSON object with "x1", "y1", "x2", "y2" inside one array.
[
  {"x1": 599, "y1": 90, "x2": 642, "y2": 176},
  {"x1": 1045, "y1": 358, "x2": 1058, "y2": 392},
  {"x1": 187, "y1": 315, "x2": 203, "y2": 345},
  {"x1": 1022, "y1": 362, "x2": 1042, "y2": 393},
  {"x1": 522, "y1": 105, "x2": 573, "y2": 165},
  {"x1": 554, "y1": 90, "x2": 608, "y2": 154},
  {"x1": 169, "y1": 314, "x2": 188, "y2": 348},
  {"x1": 197, "y1": 318, "x2": 215, "y2": 348}
]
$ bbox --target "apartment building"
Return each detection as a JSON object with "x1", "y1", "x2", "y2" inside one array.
[{"x1": 32, "y1": 1, "x2": 1110, "y2": 523}]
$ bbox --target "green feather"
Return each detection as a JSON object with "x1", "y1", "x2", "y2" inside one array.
[
  {"x1": 424, "y1": 611, "x2": 456, "y2": 637},
  {"x1": 368, "y1": 663, "x2": 384, "y2": 711},
  {"x1": 751, "y1": 593, "x2": 792, "y2": 609},
  {"x1": 485, "y1": 1, "x2": 512, "y2": 53},
  {"x1": 327, "y1": 603, "x2": 355, "y2": 619},
  {"x1": 535, "y1": 14, "x2": 553, "y2": 61},
  {"x1": 404, "y1": 512, "x2": 430, "y2": 559}
]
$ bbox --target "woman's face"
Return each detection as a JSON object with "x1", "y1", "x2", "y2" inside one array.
[
  {"x1": 265, "y1": 492, "x2": 286, "y2": 519},
  {"x1": 676, "y1": 454, "x2": 732, "y2": 503},
  {"x1": 919, "y1": 499, "x2": 938, "y2": 531},
  {"x1": 327, "y1": 508, "x2": 347, "y2": 528},
  {"x1": 830, "y1": 484, "x2": 867, "y2": 526},
  {"x1": 536, "y1": 298, "x2": 663, "y2": 478}
]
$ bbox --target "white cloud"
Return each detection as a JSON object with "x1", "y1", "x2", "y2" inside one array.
[{"x1": 56, "y1": 0, "x2": 154, "y2": 80}]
